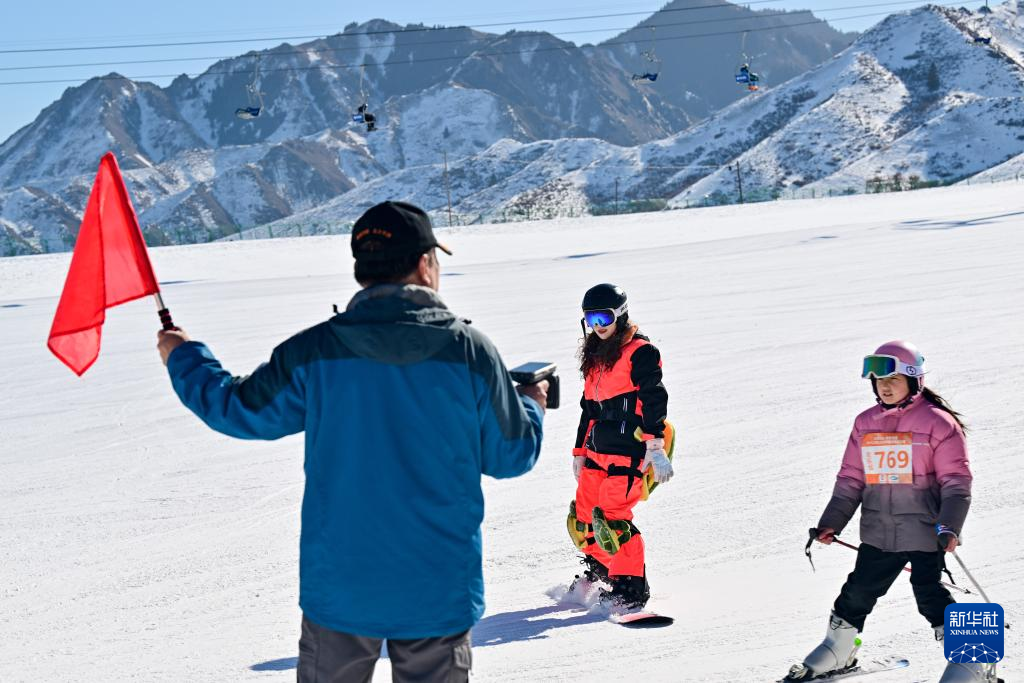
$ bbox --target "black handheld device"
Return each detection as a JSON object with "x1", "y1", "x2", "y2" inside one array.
[{"x1": 509, "y1": 362, "x2": 560, "y2": 409}]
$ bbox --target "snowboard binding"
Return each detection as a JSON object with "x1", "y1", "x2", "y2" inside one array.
[
  {"x1": 568, "y1": 555, "x2": 609, "y2": 595},
  {"x1": 598, "y1": 572, "x2": 650, "y2": 611}
]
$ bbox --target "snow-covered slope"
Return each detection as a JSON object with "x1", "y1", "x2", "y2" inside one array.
[
  {"x1": 969, "y1": 149, "x2": 1024, "y2": 181},
  {"x1": 256, "y1": 137, "x2": 633, "y2": 232},
  {"x1": 2, "y1": 183, "x2": 1022, "y2": 682}
]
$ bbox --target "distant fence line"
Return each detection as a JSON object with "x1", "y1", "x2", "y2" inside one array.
[
  {"x1": 147, "y1": 172, "x2": 1024, "y2": 246},
  {"x1": 223, "y1": 221, "x2": 356, "y2": 241}
]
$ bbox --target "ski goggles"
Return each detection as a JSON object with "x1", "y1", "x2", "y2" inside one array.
[
  {"x1": 582, "y1": 303, "x2": 627, "y2": 329},
  {"x1": 861, "y1": 354, "x2": 925, "y2": 379}
]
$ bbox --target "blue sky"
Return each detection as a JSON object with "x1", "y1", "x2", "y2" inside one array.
[{"x1": 0, "y1": 0, "x2": 988, "y2": 142}]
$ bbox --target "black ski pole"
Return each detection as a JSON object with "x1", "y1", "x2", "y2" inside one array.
[{"x1": 807, "y1": 528, "x2": 971, "y2": 596}]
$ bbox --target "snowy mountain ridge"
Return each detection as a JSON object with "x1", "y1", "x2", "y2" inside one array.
[
  {"x1": 2, "y1": 4, "x2": 1022, "y2": 255},
  {"x1": 655, "y1": 2, "x2": 1024, "y2": 204},
  {"x1": 254, "y1": 3, "x2": 1024, "y2": 230},
  {"x1": 0, "y1": 5, "x2": 856, "y2": 256}
]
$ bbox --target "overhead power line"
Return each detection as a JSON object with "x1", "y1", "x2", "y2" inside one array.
[
  {"x1": 0, "y1": 3, "x2": 955, "y2": 88},
  {"x1": 0, "y1": 0, "x2": 931, "y2": 76},
  {"x1": 0, "y1": 2, "x2": 698, "y2": 48},
  {"x1": 0, "y1": 0, "x2": 797, "y2": 55}
]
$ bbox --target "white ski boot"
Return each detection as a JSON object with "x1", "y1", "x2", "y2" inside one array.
[
  {"x1": 785, "y1": 613, "x2": 861, "y2": 680},
  {"x1": 939, "y1": 662, "x2": 994, "y2": 683},
  {"x1": 935, "y1": 626, "x2": 1000, "y2": 683}
]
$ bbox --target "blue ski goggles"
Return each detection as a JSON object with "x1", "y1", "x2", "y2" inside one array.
[
  {"x1": 582, "y1": 303, "x2": 627, "y2": 329},
  {"x1": 861, "y1": 354, "x2": 925, "y2": 379}
]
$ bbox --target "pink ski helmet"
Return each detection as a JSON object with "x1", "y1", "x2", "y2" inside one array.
[{"x1": 862, "y1": 340, "x2": 926, "y2": 395}]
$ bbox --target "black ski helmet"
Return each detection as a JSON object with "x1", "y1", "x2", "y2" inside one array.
[{"x1": 582, "y1": 283, "x2": 627, "y2": 312}]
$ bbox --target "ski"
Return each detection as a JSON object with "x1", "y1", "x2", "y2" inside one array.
[{"x1": 778, "y1": 656, "x2": 909, "y2": 682}]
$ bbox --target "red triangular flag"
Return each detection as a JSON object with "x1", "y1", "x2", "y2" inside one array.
[{"x1": 48, "y1": 152, "x2": 160, "y2": 376}]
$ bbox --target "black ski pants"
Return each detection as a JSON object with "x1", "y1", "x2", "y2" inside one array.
[
  {"x1": 833, "y1": 543, "x2": 955, "y2": 631},
  {"x1": 297, "y1": 615, "x2": 472, "y2": 683}
]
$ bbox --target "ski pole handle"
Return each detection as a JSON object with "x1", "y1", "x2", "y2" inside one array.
[{"x1": 804, "y1": 528, "x2": 818, "y2": 571}]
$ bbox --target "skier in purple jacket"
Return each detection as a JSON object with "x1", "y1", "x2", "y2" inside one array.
[{"x1": 786, "y1": 341, "x2": 982, "y2": 683}]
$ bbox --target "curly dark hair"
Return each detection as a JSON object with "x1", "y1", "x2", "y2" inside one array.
[{"x1": 578, "y1": 318, "x2": 635, "y2": 377}]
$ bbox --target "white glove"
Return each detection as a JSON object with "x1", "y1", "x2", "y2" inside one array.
[
  {"x1": 642, "y1": 438, "x2": 673, "y2": 484},
  {"x1": 573, "y1": 455, "x2": 585, "y2": 481}
]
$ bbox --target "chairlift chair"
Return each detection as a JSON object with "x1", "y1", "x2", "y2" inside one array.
[
  {"x1": 351, "y1": 66, "x2": 378, "y2": 132},
  {"x1": 235, "y1": 55, "x2": 266, "y2": 120},
  {"x1": 735, "y1": 64, "x2": 760, "y2": 90},
  {"x1": 630, "y1": 26, "x2": 662, "y2": 85},
  {"x1": 235, "y1": 105, "x2": 263, "y2": 120},
  {"x1": 734, "y1": 32, "x2": 763, "y2": 93}
]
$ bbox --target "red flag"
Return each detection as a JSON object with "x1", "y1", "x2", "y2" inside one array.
[{"x1": 48, "y1": 152, "x2": 160, "y2": 376}]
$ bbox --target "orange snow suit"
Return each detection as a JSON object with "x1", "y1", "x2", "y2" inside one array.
[{"x1": 573, "y1": 329, "x2": 668, "y2": 578}]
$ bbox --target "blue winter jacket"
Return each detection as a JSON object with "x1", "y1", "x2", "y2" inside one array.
[{"x1": 166, "y1": 284, "x2": 544, "y2": 638}]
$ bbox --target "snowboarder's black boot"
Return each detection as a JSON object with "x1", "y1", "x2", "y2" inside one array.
[
  {"x1": 599, "y1": 571, "x2": 650, "y2": 610},
  {"x1": 568, "y1": 556, "x2": 608, "y2": 593}
]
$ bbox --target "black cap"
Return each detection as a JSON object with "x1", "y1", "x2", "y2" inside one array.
[{"x1": 351, "y1": 201, "x2": 452, "y2": 262}]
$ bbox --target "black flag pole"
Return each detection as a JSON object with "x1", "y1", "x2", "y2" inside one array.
[{"x1": 155, "y1": 292, "x2": 175, "y2": 331}]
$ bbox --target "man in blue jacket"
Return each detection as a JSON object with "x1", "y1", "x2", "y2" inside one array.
[{"x1": 157, "y1": 201, "x2": 547, "y2": 682}]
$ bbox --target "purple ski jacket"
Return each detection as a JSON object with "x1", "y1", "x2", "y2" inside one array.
[{"x1": 818, "y1": 394, "x2": 972, "y2": 553}]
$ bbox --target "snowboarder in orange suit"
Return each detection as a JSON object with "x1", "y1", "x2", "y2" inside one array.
[{"x1": 569, "y1": 283, "x2": 674, "y2": 609}]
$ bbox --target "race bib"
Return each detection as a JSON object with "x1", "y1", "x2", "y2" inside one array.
[{"x1": 861, "y1": 432, "x2": 913, "y2": 484}]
